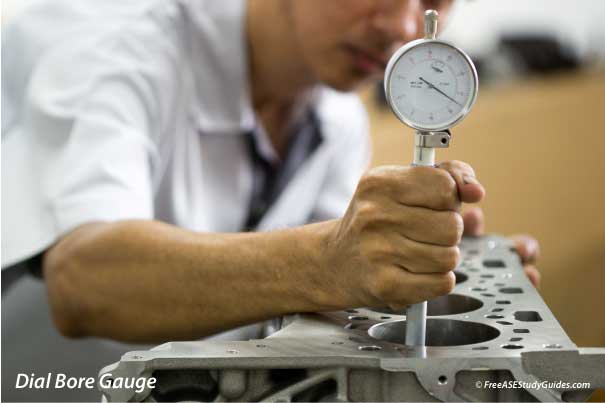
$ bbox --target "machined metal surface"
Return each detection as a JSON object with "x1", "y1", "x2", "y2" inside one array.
[
  {"x1": 414, "y1": 131, "x2": 451, "y2": 148},
  {"x1": 98, "y1": 235, "x2": 605, "y2": 402}
]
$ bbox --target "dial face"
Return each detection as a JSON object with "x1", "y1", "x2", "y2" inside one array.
[{"x1": 385, "y1": 40, "x2": 478, "y2": 131}]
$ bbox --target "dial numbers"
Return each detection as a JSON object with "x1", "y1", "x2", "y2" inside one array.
[{"x1": 386, "y1": 41, "x2": 478, "y2": 131}]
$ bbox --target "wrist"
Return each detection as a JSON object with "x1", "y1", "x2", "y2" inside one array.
[{"x1": 294, "y1": 220, "x2": 355, "y2": 312}]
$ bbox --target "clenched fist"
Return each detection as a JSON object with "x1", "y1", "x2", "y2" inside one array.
[{"x1": 320, "y1": 160, "x2": 485, "y2": 311}]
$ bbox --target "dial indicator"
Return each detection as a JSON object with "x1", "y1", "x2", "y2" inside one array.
[{"x1": 384, "y1": 39, "x2": 478, "y2": 131}]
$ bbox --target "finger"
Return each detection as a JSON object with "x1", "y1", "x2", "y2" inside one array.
[
  {"x1": 387, "y1": 204, "x2": 463, "y2": 247},
  {"x1": 375, "y1": 267, "x2": 455, "y2": 307},
  {"x1": 523, "y1": 264, "x2": 541, "y2": 288},
  {"x1": 364, "y1": 165, "x2": 460, "y2": 211},
  {"x1": 462, "y1": 207, "x2": 485, "y2": 237},
  {"x1": 510, "y1": 234, "x2": 540, "y2": 264},
  {"x1": 394, "y1": 236, "x2": 460, "y2": 274},
  {"x1": 437, "y1": 160, "x2": 485, "y2": 204}
]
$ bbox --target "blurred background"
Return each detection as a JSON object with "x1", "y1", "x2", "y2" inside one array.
[
  {"x1": 364, "y1": 0, "x2": 605, "y2": 353},
  {"x1": 2, "y1": 0, "x2": 605, "y2": 400}
]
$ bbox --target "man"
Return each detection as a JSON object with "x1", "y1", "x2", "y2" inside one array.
[{"x1": 2, "y1": 0, "x2": 539, "y2": 399}]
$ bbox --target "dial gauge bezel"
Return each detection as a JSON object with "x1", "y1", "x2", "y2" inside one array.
[{"x1": 384, "y1": 38, "x2": 479, "y2": 132}]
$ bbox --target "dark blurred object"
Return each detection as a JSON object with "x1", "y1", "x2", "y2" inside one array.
[{"x1": 500, "y1": 35, "x2": 580, "y2": 74}]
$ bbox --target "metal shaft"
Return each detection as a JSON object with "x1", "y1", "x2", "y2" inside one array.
[
  {"x1": 424, "y1": 10, "x2": 438, "y2": 40},
  {"x1": 405, "y1": 132, "x2": 436, "y2": 346}
]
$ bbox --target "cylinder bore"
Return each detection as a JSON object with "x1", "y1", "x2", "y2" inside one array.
[
  {"x1": 368, "y1": 319, "x2": 500, "y2": 346},
  {"x1": 370, "y1": 294, "x2": 483, "y2": 316}
]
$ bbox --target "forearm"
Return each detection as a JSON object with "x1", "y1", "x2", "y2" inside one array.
[{"x1": 43, "y1": 219, "x2": 340, "y2": 343}]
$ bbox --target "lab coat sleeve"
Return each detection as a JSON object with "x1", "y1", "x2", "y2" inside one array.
[
  {"x1": 310, "y1": 94, "x2": 372, "y2": 222},
  {"x1": 1, "y1": 18, "x2": 182, "y2": 267}
]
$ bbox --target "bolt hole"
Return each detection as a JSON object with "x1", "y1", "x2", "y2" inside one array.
[
  {"x1": 501, "y1": 344, "x2": 524, "y2": 350},
  {"x1": 227, "y1": 349, "x2": 239, "y2": 354},
  {"x1": 345, "y1": 309, "x2": 359, "y2": 313},
  {"x1": 481, "y1": 293, "x2": 495, "y2": 297},
  {"x1": 380, "y1": 316, "x2": 391, "y2": 320},
  {"x1": 438, "y1": 375, "x2": 448, "y2": 385},
  {"x1": 496, "y1": 321, "x2": 513, "y2": 325},
  {"x1": 472, "y1": 346, "x2": 489, "y2": 350},
  {"x1": 491, "y1": 308, "x2": 504, "y2": 312},
  {"x1": 514, "y1": 311, "x2": 543, "y2": 322},
  {"x1": 348, "y1": 315, "x2": 369, "y2": 321},
  {"x1": 500, "y1": 287, "x2": 523, "y2": 294},
  {"x1": 513, "y1": 329, "x2": 530, "y2": 334},
  {"x1": 359, "y1": 345, "x2": 382, "y2": 351},
  {"x1": 509, "y1": 337, "x2": 523, "y2": 342},
  {"x1": 496, "y1": 300, "x2": 511, "y2": 305},
  {"x1": 485, "y1": 314, "x2": 504, "y2": 319},
  {"x1": 484, "y1": 259, "x2": 506, "y2": 268},
  {"x1": 256, "y1": 344, "x2": 267, "y2": 348},
  {"x1": 331, "y1": 341, "x2": 344, "y2": 345},
  {"x1": 441, "y1": 138, "x2": 447, "y2": 144}
]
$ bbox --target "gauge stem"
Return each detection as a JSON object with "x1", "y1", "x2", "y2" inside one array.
[
  {"x1": 413, "y1": 132, "x2": 436, "y2": 167},
  {"x1": 424, "y1": 10, "x2": 438, "y2": 40},
  {"x1": 406, "y1": 131, "x2": 435, "y2": 347}
]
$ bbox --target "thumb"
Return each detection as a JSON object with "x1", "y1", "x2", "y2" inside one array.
[{"x1": 458, "y1": 175, "x2": 485, "y2": 204}]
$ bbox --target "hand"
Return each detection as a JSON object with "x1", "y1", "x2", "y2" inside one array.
[
  {"x1": 322, "y1": 161, "x2": 485, "y2": 311},
  {"x1": 461, "y1": 206, "x2": 541, "y2": 287}
]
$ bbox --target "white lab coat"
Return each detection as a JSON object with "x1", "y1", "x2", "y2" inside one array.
[{"x1": 1, "y1": 0, "x2": 370, "y2": 400}]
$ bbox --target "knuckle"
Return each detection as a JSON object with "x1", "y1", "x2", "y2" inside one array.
[
  {"x1": 358, "y1": 166, "x2": 401, "y2": 196},
  {"x1": 357, "y1": 171, "x2": 383, "y2": 196},
  {"x1": 455, "y1": 160, "x2": 476, "y2": 177},
  {"x1": 433, "y1": 169, "x2": 458, "y2": 208},
  {"x1": 352, "y1": 201, "x2": 380, "y2": 232},
  {"x1": 441, "y1": 160, "x2": 475, "y2": 176},
  {"x1": 443, "y1": 212, "x2": 464, "y2": 245},
  {"x1": 439, "y1": 246, "x2": 460, "y2": 272},
  {"x1": 356, "y1": 200, "x2": 379, "y2": 220},
  {"x1": 436, "y1": 272, "x2": 456, "y2": 296},
  {"x1": 436, "y1": 168, "x2": 458, "y2": 193}
]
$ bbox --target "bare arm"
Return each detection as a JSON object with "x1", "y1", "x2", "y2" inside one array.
[{"x1": 43, "y1": 220, "x2": 339, "y2": 343}]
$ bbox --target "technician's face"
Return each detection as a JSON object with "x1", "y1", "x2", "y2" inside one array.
[{"x1": 289, "y1": 0, "x2": 454, "y2": 91}]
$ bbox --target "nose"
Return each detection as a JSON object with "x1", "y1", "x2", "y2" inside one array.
[{"x1": 371, "y1": 0, "x2": 424, "y2": 45}]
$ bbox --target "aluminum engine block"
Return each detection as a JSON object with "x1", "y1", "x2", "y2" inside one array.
[{"x1": 99, "y1": 235, "x2": 605, "y2": 402}]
